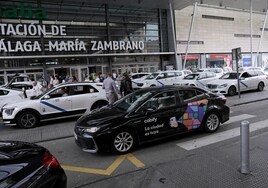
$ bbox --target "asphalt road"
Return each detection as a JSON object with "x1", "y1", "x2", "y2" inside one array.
[
  {"x1": 37, "y1": 100, "x2": 268, "y2": 187},
  {"x1": 1, "y1": 88, "x2": 268, "y2": 187}
]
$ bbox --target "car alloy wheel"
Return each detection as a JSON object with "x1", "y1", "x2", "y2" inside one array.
[
  {"x1": 204, "y1": 112, "x2": 220, "y2": 133},
  {"x1": 111, "y1": 130, "x2": 135, "y2": 154},
  {"x1": 228, "y1": 86, "x2": 236, "y2": 96},
  {"x1": 17, "y1": 111, "x2": 39, "y2": 129},
  {"x1": 257, "y1": 82, "x2": 264, "y2": 91}
]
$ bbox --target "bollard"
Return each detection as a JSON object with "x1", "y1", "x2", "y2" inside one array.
[{"x1": 240, "y1": 120, "x2": 250, "y2": 174}]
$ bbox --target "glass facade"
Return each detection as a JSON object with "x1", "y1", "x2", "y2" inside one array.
[{"x1": 0, "y1": 1, "x2": 169, "y2": 71}]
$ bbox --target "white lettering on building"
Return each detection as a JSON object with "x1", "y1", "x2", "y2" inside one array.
[
  {"x1": 90, "y1": 41, "x2": 144, "y2": 51},
  {"x1": 0, "y1": 22, "x2": 144, "y2": 52}
]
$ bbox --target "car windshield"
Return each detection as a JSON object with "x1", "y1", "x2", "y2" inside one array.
[
  {"x1": 183, "y1": 74, "x2": 199, "y2": 80},
  {"x1": 220, "y1": 72, "x2": 240, "y2": 79},
  {"x1": 112, "y1": 90, "x2": 152, "y2": 112},
  {"x1": 145, "y1": 73, "x2": 159, "y2": 80}
]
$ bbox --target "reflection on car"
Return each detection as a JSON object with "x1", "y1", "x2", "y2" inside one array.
[
  {"x1": 74, "y1": 85, "x2": 230, "y2": 154},
  {"x1": 0, "y1": 140, "x2": 67, "y2": 188},
  {"x1": 2, "y1": 82, "x2": 108, "y2": 128}
]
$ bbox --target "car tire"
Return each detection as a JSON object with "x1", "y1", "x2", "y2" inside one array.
[
  {"x1": 110, "y1": 129, "x2": 137, "y2": 154},
  {"x1": 228, "y1": 86, "x2": 236, "y2": 96},
  {"x1": 203, "y1": 112, "x2": 220, "y2": 133},
  {"x1": 17, "y1": 111, "x2": 39, "y2": 129},
  {"x1": 257, "y1": 82, "x2": 264, "y2": 91}
]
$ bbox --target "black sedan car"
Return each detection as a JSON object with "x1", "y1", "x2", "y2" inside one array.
[
  {"x1": 74, "y1": 85, "x2": 230, "y2": 154},
  {"x1": 0, "y1": 140, "x2": 67, "y2": 188}
]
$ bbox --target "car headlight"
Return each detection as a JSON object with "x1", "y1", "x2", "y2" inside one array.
[
  {"x1": 84, "y1": 127, "x2": 100, "y2": 133},
  {"x1": 218, "y1": 83, "x2": 228, "y2": 88},
  {"x1": 4, "y1": 108, "x2": 15, "y2": 116}
]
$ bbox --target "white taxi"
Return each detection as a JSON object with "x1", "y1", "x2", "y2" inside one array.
[
  {"x1": 2, "y1": 82, "x2": 108, "y2": 128},
  {"x1": 133, "y1": 70, "x2": 190, "y2": 89},
  {"x1": 206, "y1": 70, "x2": 267, "y2": 96},
  {"x1": 0, "y1": 88, "x2": 30, "y2": 112},
  {"x1": 177, "y1": 72, "x2": 217, "y2": 88}
]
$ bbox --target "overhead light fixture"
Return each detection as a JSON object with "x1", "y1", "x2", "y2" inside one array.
[{"x1": 200, "y1": 0, "x2": 203, "y2": 4}]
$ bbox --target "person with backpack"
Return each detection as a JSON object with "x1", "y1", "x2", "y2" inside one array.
[{"x1": 120, "y1": 73, "x2": 133, "y2": 96}]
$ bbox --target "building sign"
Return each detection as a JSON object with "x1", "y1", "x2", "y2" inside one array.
[
  {"x1": 0, "y1": 23, "x2": 144, "y2": 53},
  {"x1": 0, "y1": 1, "x2": 46, "y2": 20},
  {"x1": 0, "y1": 1, "x2": 144, "y2": 54}
]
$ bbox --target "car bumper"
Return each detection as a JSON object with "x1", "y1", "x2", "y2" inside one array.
[
  {"x1": 2, "y1": 119, "x2": 16, "y2": 126},
  {"x1": 74, "y1": 132, "x2": 99, "y2": 153},
  {"x1": 209, "y1": 88, "x2": 228, "y2": 95},
  {"x1": 220, "y1": 106, "x2": 230, "y2": 124}
]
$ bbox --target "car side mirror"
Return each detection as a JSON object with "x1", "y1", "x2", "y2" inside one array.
[
  {"x1": 43, "y1": 95, "x2": 50, "y2": 99},
  {"x1": 145, "y1": 108, "x2": 155, "y2": 116}
]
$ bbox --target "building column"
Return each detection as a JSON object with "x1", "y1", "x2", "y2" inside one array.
[{"x1": 168, "y1": 1, "x2": 179, "y2": 70}]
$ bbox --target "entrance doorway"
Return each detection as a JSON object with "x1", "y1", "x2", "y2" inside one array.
[{"x1": 55, "y1": 68, "x2": 69, "y2": 82}]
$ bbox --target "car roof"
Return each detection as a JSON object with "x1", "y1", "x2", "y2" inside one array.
[
  {"x1": 54, "y1": 82, "x2": 102, "y2": 87},
  {"x1": 133, "y1": 85, "x2": 202, "y2": 93}
]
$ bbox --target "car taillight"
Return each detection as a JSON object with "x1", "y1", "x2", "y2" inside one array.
[{"x1": 42, "y1": 152, "x2": 60, "y2": 169}]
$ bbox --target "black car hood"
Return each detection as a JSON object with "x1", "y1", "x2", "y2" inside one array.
[{"x1": 77, "y1": 106, "x2": 126, "y2": 128}]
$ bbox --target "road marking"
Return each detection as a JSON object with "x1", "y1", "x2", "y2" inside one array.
[
  {"x1": 61, "y1": 153, "x2": 145, "y2": 175},
  {"x1": 225, "y1": 114, "x2": 255, "y2": 124},
  {"x1": 176, "y1": 114, "x2": 257, "y2": 150}
]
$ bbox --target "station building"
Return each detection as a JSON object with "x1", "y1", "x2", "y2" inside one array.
[{"x1": 0, "y1": 0, "x2": 268, "y2": 83}]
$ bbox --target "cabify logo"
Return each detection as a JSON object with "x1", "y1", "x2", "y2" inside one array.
[{"x1": 0, "y1": 1, "x2": 46, "y2": 20}]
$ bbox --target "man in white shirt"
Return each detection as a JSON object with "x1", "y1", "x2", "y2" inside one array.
[{"x1": 32, "y1": 81, "x2": 43, "y2": 96}]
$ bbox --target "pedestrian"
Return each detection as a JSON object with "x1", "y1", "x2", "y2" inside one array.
[
  {"x1": 48, "y1": 75, "x2": 54, "y2": 88},
  {"x1": 31, "y1": 80, "x2": 43, "y2": 97},
  {"x1": 72, "y1": 75, "x2": 78, "y2": 82},
  {"x1": 95, "y1": 72, "x2": 104, "y2": 83},
  {"x1": 53, "y1": 75, "x2": 60, "y2": 86},
  {"x1": 102, "y1": 72, "x2": 121, "y2": 105},
  {"x1": 120, "y1": 73, "x2": 133, "y2": 96}
]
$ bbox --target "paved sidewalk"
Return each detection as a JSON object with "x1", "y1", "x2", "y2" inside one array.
[{"x1": 88, "y1": 131, "x2": 268, "y2": 188}]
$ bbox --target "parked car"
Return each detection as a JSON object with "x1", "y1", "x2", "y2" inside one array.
[
  {"x1": 129, "y1": 72, "x2": 150, "y2": 80},
  {"x1": 0, "y1": 140, "x2": 67, "y2": 188},
  {"x1": 177, "y1": 72, "x2": 217, "y2": 88},
  {"x1": 74, "y1": 85, "x2": 230, "y2": 154},
  {"x1": 197, "y1": 68, "x2": 224, "y2": 77},
  {"x1": 206, "y1": 70, "x2": 267, "y2": 96},
  {"x1": 263, "y1": 67, "x2": 268, "y2": 77},
  {"x1": 1, "y1": 75, "x2": 33, "y2": 90},
  {"x1": 0, "y1": 87, "x2": 30, "y2": 112},
  {"x1": 133, "y1": 70, "x2": 190, "y2": 89},
  {"x1": 2, "y1": 82, "x2": 108, "y2": 128}
]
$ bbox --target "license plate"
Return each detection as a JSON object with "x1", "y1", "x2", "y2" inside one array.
[{"x1": 74, "y1": 132, "x2": 78, "y2": 140}]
